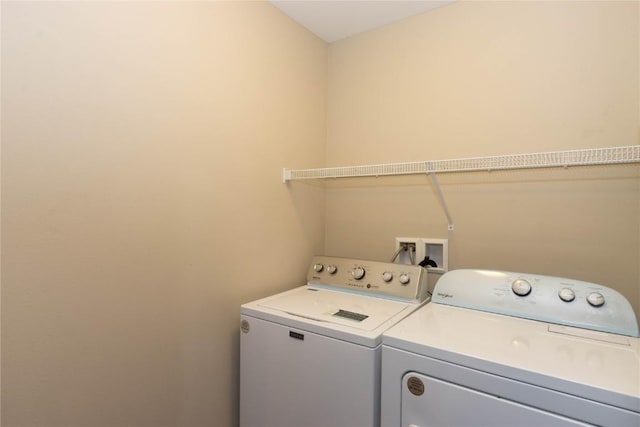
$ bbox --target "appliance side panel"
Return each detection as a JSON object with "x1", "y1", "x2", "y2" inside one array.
[{"x1": 381, "y1": 346, "x2": 407, "y2": 427}]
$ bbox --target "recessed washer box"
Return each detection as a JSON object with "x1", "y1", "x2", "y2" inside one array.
[{"x1": 395, "y1": 238, "x2": 448, "y2": 274}]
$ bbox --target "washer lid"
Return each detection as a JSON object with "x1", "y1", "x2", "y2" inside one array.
[{"x1": 259, "y1": 286, "x2": 411, "y2": 331}]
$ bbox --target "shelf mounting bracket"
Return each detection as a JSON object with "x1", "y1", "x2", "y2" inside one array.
[{"x1": 427, "y1": 164, "x2": 454, "y2": 231}]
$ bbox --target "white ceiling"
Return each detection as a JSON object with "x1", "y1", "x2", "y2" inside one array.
[{"x1": 270, "y1": 1, "x2": 455, "y2": 43}]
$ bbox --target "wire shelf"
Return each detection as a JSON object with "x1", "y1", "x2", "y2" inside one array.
[{"x1": 283, "y1": 145, "x2": 640, "y2": 182}]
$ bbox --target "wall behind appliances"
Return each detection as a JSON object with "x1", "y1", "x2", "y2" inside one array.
[
  {"x1": 1, "y1": 2, "x2": 326, "y2": 426},
  {"x1": 325, "y1": 1, "x2": 640, "y2": 316}
]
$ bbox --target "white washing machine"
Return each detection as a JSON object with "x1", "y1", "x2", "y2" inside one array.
[
  {"x1": 240, "y1": 255, "x2": 431, "y2": 427},
  {"x1": 381, "y1": 269, "x2": 639, "y2": 427}
]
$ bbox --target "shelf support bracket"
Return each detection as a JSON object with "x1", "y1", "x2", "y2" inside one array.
[{"x1": 427, "y1": 165, "x2": 454, "y2": 231}]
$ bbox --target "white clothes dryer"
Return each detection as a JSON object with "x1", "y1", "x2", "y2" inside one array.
[
  {"x1": 240, "y1": 256, "x2": 431, "y2": 427},
  {"x1": 381, "y1": 269, "x2": 639, "y2": 427}
]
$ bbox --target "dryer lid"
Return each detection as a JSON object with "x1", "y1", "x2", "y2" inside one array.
[
  {"x1": 259, "y1": 287, "x2": 412, "y2": 331},
  {"x1": 382, "y1": 303, "x2": 640, "y2": 413}
]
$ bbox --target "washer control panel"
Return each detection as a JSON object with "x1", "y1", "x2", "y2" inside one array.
[
  {"x1": 432, "y1": 269, "x2": 639, "y2": 337},
  {"x1": 307, "y1": 255, "x2": 429, "y2": 302}
]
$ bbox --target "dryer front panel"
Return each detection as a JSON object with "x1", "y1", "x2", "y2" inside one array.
[
  {"x1": 400, "y1": 372, "x2": 589, "y2": 427},
  {"x1": 381, "y1": 346, "x2": 640, "y2": 427}
]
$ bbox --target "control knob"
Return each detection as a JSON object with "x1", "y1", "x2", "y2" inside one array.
[
  {"x1": 326, "y1": 265, "x2": 337, "y2": 274},
  {"x1": 587, "y1": 292, "x2": 605, "y2": 307},
  {"x1": 511, "y1": 279, "x2": 532, "y2": 296},
  {"x1": 399, "y1": 273, "x2": 410, "y2": 285},
  {"x1": 558, "y1": 288, "x2": 575, "y2": 302},
  {"x1": 382, "y1": 271, "x2": 393, "y2": 282},
  {"x1": 351, "y1": 267, "x2": 365, "y2": 280},
  {"x1": 313, "y1": 263, "x2": 324, "y2": 273}
]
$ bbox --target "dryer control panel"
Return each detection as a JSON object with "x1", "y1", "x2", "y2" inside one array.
[
  {"x1": 307, "y1": 256, "x2": 429, "y2": 303},
  {"x1": 432, "y1": 269, "x2": 639, "y2": 337}
]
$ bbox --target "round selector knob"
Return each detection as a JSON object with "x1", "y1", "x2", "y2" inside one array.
[
  {"x1": 511, "y1": 279, "x2": 532, "y2": 297},
  {"x1": 351, "y1": 266, "x2": 366, "y2": 280},
  {"x1": 382, "y1": 271, "x2": 393, "y2": 282},
  {"x1": 399, "y1": 273, "x2": 410, "y2": 285},
  {"x1": 313, "y1": 263, "x2": 324, "y2": 273},
  {"x1": 326, "y1": 265, "x2": 337, "y2": 275},
  {"x1": 558, "y1": 287, "x2": 575, "y2": 302},
  {"x1": 587, "y1": 292, "x2": 605, "y2": 307}
]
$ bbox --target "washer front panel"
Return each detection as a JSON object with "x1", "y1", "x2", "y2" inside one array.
[{"x1": 241, "y1": 316, "x2": 379, "y2": 427}]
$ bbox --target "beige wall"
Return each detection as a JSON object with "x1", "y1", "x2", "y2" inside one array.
[
  {"x1": 325, "y1": 1, "x2": 640, "y2": 316},
  {"x1": 1, "y1": 2, "x2": 326, "y2": 426},
  {"x1": 3, "y1": 1, "x2": 640, "y2": 426}
]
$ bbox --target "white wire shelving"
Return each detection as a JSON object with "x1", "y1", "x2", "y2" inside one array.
[
  {"x1": 282, "y1": 145, "x2": 640, "y2": 232},
  {"x1": 283, "y1": 145, "x2": 640, "y2": 182}
]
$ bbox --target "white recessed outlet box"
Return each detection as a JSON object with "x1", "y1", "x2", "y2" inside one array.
[{"x1": 395, "y1": 237, "x2": 448, "y2": 275}]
